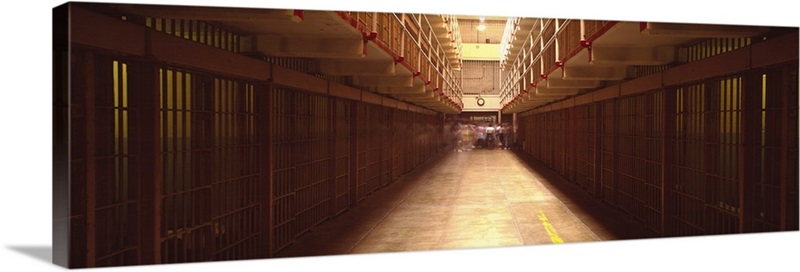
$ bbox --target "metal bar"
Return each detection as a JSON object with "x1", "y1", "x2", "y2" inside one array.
[
  {"x1": 137, "y1": 60, "x2": 162, "y2": 264},
  {"x1": 741, "y1": 72, "x2": 761, "y2": 232},
  {"x1": 662, "y1": 87, "x2": 675, "y2": 236},
  {"x1": 53, "y1": 4, "x2": 70, "y2": 265},
  {"x1": 529, "y1": 32, "x2": 794, "y2": 115},
  {"x1": 328, "y1": 96, "x2": 337, "y2": 218},
  {"x1": 779, "y1": 66, "x2": 790, "y2": 230},
  {"x1": 703, "y1": 80, "x2": 716, "y2": 234},
  {"x1": 258, "y1": 83, "x2": 273, "y2": 257},
  {"x1": 349, "y1": 100, "x2": 358, "y2": 207},
  {"x1": 80, "y1": 50, "x2": 97, "y2": 267}
]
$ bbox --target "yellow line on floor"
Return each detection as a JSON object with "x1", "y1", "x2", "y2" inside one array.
[{"x1": 537, "y1": 210, "x2": 564, "y2": 244}]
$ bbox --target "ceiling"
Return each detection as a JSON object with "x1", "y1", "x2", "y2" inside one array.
[
  {"x1": 86, "y1": 3, "x2": 786, "y2": 115},
  {"x1": 454, "y1": 15, "x2": 509, "y2": 22}
]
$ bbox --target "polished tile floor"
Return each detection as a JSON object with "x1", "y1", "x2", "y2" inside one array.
[{"x1": 276, "y1": 149, "x2": 658, "y2": 258}]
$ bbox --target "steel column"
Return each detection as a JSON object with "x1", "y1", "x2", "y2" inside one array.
[
  {"x1": 662, "y1": 87, "x2": 676, "y2": 236},
  {"x1": 137, "y1": 60, "x2": 162, "y2": 264}
]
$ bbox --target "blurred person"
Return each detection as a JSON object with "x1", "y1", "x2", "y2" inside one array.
[{"x1": 475, "y1": 123, "x2": 486, "y2": 149}]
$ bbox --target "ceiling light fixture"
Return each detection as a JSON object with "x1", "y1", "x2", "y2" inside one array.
[{"x1": 477, "y1": 24, "x2": 486, "y2": 31}]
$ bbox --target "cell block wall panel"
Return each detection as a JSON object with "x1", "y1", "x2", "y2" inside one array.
[
  {"x1": 573, "y1": 104, "x2": 597, "y2": 193},
  {"x1": 409, "y1": 112, "x2": 425, "y2": 168},
  {"x1": 356, "y1": 104, "x2": 389, "y2": 202},
  {"x1": 392, "y1": 109, "x2": 409, "y2": 178},
  {"x1": 522, "y1": 114, "x2": 535, "y2": 156},
  {"x1": 565, "y1": 108, "x2": 578, "y2": 184},
  {"x1": 68, "y1": 51, "x2": 143, "y2": 267},
  {"x1": 552, "y1": 110, "x2": 567, "y2": 175},
  {"x1": 785, "y1": 65, "x2": 799, "y2": 231},
  {"x1": 600, "y1": 100, "x2": 617, "y2": 206},
  {"x1": 270, "y1": 87, "x2": 296, "y2": 251},
  {"x1": 270, "y1": 87, "x2": 333, "y2": 252},
  {"x1": 262, "y1": 56, "x2": 314, "y2": 74},
  {"x1": 94, "y1": 59, "x2": 141, "y2": 266},
  {"x1": 159, "y1": 69, "x2": 263, "y2": 263},
  {"x1": 614, "y1": 92, "x2": 664, "y2": 233},
  {"x1": 703, "y1": 77, "x2": 742, "y2": 235},
  {"x1": 63, "y1": 51, "x2": 89, "y2": 267},
  {"x1": 532, "y1": 114, "x2": 544, "y2": 164},
  {"x1": 419, "y1": 113, "x2": 434, "y2": 164},
  {"x1": 669, "y1": 84, "x2": 707, "y2": 236},
  {"x1": 380, "y1": 109, "x2": 392, "y2": 187},
  {"x1": 514, "y1": 47, "x2": 797, "y2": 238},
  {"x1": 159, "y1": 68, "x2": 211, "y2": 263},
  {"x1": 751, "y1": 65, "x2": 800, "y2": 232},
  {"x1": 752, "y1": 72, "x2": 781, "y2": 232},
  {"x1": 522, "y1": 114, "x2": 538, "y2": 157},
  {"x1": 294, "y1": 93, "x2": 332, "y2": 236},
  {"x1": 77, "y1": 56, "x2": 141, "y2": 267},
  {"x1": 405, "y1": 113, "x2": 415, "y2": 169},
  {"x1": 333, "y1": 98, "x2": 351, "y2": 215},
  {"x1": 146, "y1": 17, "x2": 241, "y2": 53},
  {"x1": 67, "y1": 50, "x2": 90, "y2": 268},
  {"x1": 210, "y1": 79, "x2": 262, "y2": 262},
  {"x1": 685, "y1": 37, "x2": 751, "y2": 63}
]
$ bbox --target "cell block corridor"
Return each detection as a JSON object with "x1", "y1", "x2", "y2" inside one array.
[{"x1": 52, "y1": 2, "x2": 798, "y2": 269}]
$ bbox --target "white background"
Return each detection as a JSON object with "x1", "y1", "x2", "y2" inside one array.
[{"x1": 0, "y1": 0, "x2": 797, "y2": 271}]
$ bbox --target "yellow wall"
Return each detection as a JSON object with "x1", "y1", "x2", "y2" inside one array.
[
  {"x1": 460, "y1": 43, "x2": 501, "y2": 61},
  {"x1": 462, "y1": 94, "x2": 501, "y2": 111}
]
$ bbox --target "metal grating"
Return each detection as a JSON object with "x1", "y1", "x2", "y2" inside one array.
[
  {"x1": 515, "y1": 52, "x2": 797, "y2": 237},
  {"x1": 66, "y1": 28, "x2": 451, "y2": 266},
  {"x1": 380, "y1": 109, "x2": 392, "y2": 187},
  {"x1": 94, "y1": 59, "x2": 141, "y2": 266},
  {"x1": 751, "y1": 65, "x2": 800, "y2": 232},
  {"x1": 405, "y1": 112, "x2": 417, "y2": 173},
  {"x1": 333, "y1": 98, "x2": 351, "y2": 215},
  {"x1": 703, "y1": 77, "x2": 742, "y2": 234},
  {"x1": 786, "y1": 65, "x2": 799, "y2": 231},
  {"x1": 293, "y1": 92, "x2": 332, "y2": 236},
  {"x1": 270, "y1": 87, "x2": 296, "y2": 251},
  {"x1": 270, "y1": 88, "x2": 333, "y2": 251},
  {"x1": 685, "y1": 38, "x2": 751, "y2": 63},
  {"x1": 557, "y1": 19, "x2": 582, "y2": 61},
  {"x1": 670, "y1": 84, "x2": 707, "y2": 236},
  {"x1": 615, "y1": 92, "x2": 664, "y2": 233},
  {"x1": 70, "y1": 51, "x2": 87, "y2": 268},
  {"x1": 262, "y1": 56, "x2": 314, "y2": 74},
  {"x1": 552, "y1": 110, "x2": 567, "y2": 175},
  {"x1": 392, "y1": 109, "x2": 409, "y2": 177},
  {"x1": 573, "y1": 104, "x2": 597, "y2": 193},
  {"x1": 753, "y1": 72, "x2": 782, "y2": 231},
  {"x1": 159, "y1": 68, "x2": 211, "y2": 263},
  {"x1": 146, "y1": 17, "x2": 241, "y2": 53},
  {"x1": 565, "y1": 108, "x2": 578, "y2": 184},
  {"x1": 356, "y1": 104, "x2": 384, "y2": 202},
  {"x1": 460, "y1": 60, "x2": 501, "y2": 95},
  {"x1": 600, "y1": 100, "x2": 617, "y2": 205},
  {"x1": 69, "y1": 50, "x2": 91, "y2": 268},
  {"x1": 411, "y1": 112, "x2": 423, "y2": 167},
  {"x1": 158, "y1": 69, "x2": 262, "y2": 262}
]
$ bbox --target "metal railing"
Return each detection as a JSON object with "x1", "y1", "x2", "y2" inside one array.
[
  {"x1": 337, "y1": 11, "x2": 464, "y2": 110},
  {"x1": 499, "y1": 19, "x2": 615, "y2": 112}
]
